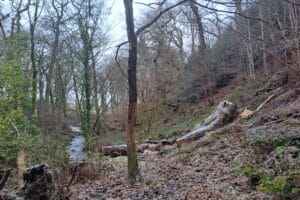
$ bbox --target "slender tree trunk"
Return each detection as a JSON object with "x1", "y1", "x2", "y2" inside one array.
[
  {"x1": 45, "y1": 16, "x2": 61, "y2": 104},
  {"x1": 123, "y1": 0, "x2": 138, "y2": 183},
  {"x1": 189, "y1": 0, "x2": 214, "y2": 103},
  {"x1": 29, "y1": 0, "x2": 40, "y2": 123},
  {"x1": 246, "y1": 18, "x2": 255, "y2": 80},
  {"x1": 189, "y1": 0, "x2": 206, "y2": 55},
  {"x1": 30, "y1": 23, "x2": 37, "y2": 122},
  {"x1": 259, "y1": 2, "x2": 268, "y2": 77}
]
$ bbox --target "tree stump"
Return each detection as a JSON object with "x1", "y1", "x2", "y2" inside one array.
[{"x1": 23, "y1": 164, "x2": 57, "y2": 200}]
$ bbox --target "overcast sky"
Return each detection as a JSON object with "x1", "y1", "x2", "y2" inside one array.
[{"x1": 108, "y1": 0, "x2": 152, "y2": 45}]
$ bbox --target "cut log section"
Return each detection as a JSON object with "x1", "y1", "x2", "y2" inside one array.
[{"x1": 176, "y1": 101, "x2": 238, "y2": 147}]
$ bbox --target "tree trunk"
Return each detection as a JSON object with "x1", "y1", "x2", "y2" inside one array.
[
  {"x1": 30, "y1": 23, "x2": 37, "y2": 122},
  {"x1": 189, "y1": 0, "x2": 206, "y2": 55},
  {"x1": 123, "y1": 0, "x2": 139, "y2": 183},
  {"x1": 246, "y1": 17, "x2": 255, "y2": 80},
  {"x1": 258, "y1": 2, "x2": 268, "y2": 77},
  {"x1": 29, "y1": 1, "x2": 40, "y2": 123}
]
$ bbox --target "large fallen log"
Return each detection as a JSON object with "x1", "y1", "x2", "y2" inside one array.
[{"x1": 176, "y1": 101, "x2": 238, "y2": 147}]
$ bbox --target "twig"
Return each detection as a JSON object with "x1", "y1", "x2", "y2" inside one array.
[
  {"x1": 67, "y1": 165, "x2": 78, "y2": 188},
  {"x1": 114, "y1": 41, "x2": 129, "y2": 79},
  {"x1": 0, "y1": 169, "x2": 12, "y2": 191}
]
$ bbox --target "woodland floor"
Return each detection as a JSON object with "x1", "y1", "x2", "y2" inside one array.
[
  {"x1": 1, "y1": 72, "x2": 298, "y2": 200},
  {"x1": 70, "y1": 122, "x2": 299, "y2": 200},
  {"x1": 69, "y1": 74, "x2": 300, "y2": 200}
]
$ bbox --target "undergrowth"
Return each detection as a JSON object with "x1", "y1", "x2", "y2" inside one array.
[{"x1": 239, "y1": 131, "x2": 300, "y2": 199}]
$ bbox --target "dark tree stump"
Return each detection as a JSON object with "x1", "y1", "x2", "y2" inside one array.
[{"x1": 23, "y1": 164, "x2": 57, "y2": 200}]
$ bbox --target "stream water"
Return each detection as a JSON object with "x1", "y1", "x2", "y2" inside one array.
[{"x1": 67, "y1": 126, "x2": 87, "y2": 161}]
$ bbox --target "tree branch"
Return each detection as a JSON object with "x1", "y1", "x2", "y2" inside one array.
[
  {"x1": 282, "y1": 0, "x2": 300, "y2": 6},
  {"x1": 115, "y1": 0, "x2": 188, "y2": 78},
  {"x1": 192, "y1": 0, "x2": 269, "y2": 24}
]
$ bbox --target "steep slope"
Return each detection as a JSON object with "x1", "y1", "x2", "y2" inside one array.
[{"x1": 69, "y1": 72, "x2": 300, "y2": 199}]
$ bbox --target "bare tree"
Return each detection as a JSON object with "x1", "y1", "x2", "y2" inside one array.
[
  {"x1": 123, "y1": 0, "x2": 139, "y2": 183},
  {"x1": 28, "y1": 0, "x2": 43, "y2": 122}
]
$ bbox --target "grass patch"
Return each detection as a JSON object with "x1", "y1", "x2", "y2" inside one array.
[
  {"x1": 97, "y1": 105, "x2": 213, "y2": 145},
  {"x1": 136, "y1": 107, "x2": 213, "y2": 142}
]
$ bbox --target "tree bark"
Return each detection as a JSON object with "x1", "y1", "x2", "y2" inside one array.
[
  {"x1": 123, "y1": 0, "x2": 139, "y2": 183},
  {"x1": 29, "y1": 0, "x2": 40, "y2": 123},
  {"x1": 189, "y1": 0, "x2": 206, "y2": 55}
]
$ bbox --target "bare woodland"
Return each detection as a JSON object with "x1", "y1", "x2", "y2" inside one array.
[{"x1": 0, "y1": 0, "x2": 300, "y2": 199}]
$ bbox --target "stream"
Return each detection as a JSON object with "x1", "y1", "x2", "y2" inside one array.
[{"x1": 67, "y1": 125, "x2": 87, "y2": 161}]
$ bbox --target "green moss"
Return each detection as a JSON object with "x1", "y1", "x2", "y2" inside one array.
[
  {"x1": 250, "y1": 132, "x2": 300, "y2": 153},
  {"x1": 227, "y1": 85, "x2": 247, "y2": 104},
  {"x1": 257, "y1": 176, "x2": 288, "y2": 197},
  {"x1": 240, "y1": 132, "x2": 300, "y2": 199}
]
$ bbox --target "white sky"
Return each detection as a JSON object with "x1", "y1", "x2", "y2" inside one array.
[{"x1": 107, "y1": 0, "x2": 153, "y2": 46}]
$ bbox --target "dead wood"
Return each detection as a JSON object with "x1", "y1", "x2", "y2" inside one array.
[
  {"x1": 101, "y1": 143, "x2": 162, "y2": 157},
  {"x1": 0, "y1": 169, "x2": 12, "y2": 191},
  {"x1": 23, "y1": 164, "x2": 57, "y2": 200},
  {"x1": 241, "y1": 93, "x2": 279, "y2": 121},
  {"x1": 176, "y1": 101, "x2": 238, "y2": 147}
]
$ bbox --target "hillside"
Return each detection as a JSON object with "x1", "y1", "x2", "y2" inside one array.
[
  {"x1": 0, "y1": 0, "x2": 300, "y2": 199},
  {"x1": 65, "y1": 71, "x2": 300, "y2": 200}
]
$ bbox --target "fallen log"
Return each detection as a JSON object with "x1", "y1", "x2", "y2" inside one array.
[
  {"x1": 102, "y1": 144, "x2": 128, "y2": 157},
  {"x1": 101, "y1": 143, "x2": 162, "y2": 157},
  {"x1": 176, "y1": 101, "x2": 238, "y2": 147}
]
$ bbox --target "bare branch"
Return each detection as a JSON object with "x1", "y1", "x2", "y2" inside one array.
[
  {"x1": 282, "y1": 0, "x2": 300, "y2": 6},
  {"x1": 192, "y1": 0, "x2": 269, "y2": 24},
  {"x1": 115, "y1": 0, "x2": 188, "y2": 78},
  {"x1": 136, "y1": 0, "x2": 188, "y2": 36},
  {"x1": 115, "y1": 41, "x2": 128, "y2": 79}
]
